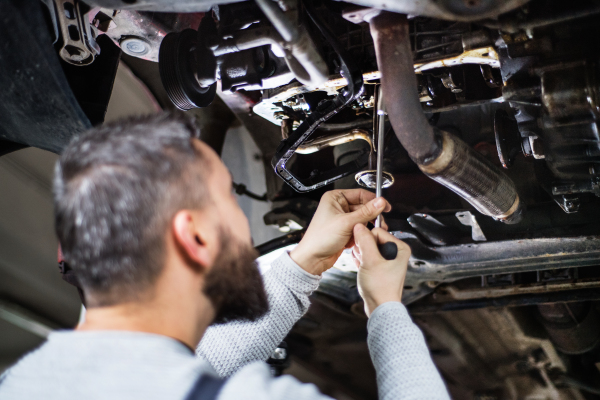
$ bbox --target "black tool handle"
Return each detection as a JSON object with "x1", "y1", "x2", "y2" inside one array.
[{"x1": 377, "y1": 242, "x2": 398, "y2": 260}]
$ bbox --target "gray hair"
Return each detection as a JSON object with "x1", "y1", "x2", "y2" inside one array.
[{"x1": 54, "y1": 113, "x2": 211, "y2": 307}]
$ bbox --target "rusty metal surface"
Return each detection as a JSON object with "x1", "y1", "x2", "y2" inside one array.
[
  {"x1": 98, "y1": 10, "x2": 204, "y2": 62},
  {"x1": 433, "y1": 279, "x2": 600, "y2": 302},
  {"x1": 409, "y1": 287, "x2": 600, "y2": 314},
  {"x1": 400, "y1": 233, "x2": 600, "y2": 284},
  {"x1": 84, "y1": 0, "x2": 530, "y2": 22},
  {"x1": 412, "y1": 307, "x2": 582, "y2": 399},
  {"x1": 257, "y1": 230, "x2": 600, "y2": 306},
  {"x1": 538, "y1": 302, "x2": 600, "y2": 355}
]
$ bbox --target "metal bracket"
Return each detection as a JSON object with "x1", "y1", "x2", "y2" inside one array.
[
  {"x1": 54, "y1": 0, "x2": 100, "y2": 65},
  {"x1": 271, "y1": 4, "x2": 365, "y2": 192},
  {"x1": 456, "y1": 211, "x2": 487, "y2": 241}
]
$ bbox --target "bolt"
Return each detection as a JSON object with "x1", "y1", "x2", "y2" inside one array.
[
  {"x1": 120, "y1": 36, "x2": 150, "y2": 56},
  {"x1": 271, "y1": 347, "x2": 287, "y2": 360}
]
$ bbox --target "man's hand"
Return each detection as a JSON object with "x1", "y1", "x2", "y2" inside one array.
[
  {"x1": 290, "y1": 189, "x2": 391, "y2": 275},
  {"x1": 352, "y1": 224, "x2": 411, "y2": 317}
]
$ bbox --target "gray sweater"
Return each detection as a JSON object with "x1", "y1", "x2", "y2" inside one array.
[{"x1": 0, "y1": 251, "x2": 449, "y2": 400}]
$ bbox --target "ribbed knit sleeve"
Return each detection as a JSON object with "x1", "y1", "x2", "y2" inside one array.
[
  {"x1": 197, "y1": 251, "x2": 321, "y2": 377},
  {"x1": 367, "y1": 302, "x2": 450, "y2": 400}
]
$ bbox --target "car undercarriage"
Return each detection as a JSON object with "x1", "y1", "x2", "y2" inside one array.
[{"x1": 2, "y1": 0, "x2": 600, "y2": 398}]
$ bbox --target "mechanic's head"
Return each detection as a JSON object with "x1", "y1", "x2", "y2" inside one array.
[{"x1": 53, "y1": 113, "x2": 268, "y2": 324}]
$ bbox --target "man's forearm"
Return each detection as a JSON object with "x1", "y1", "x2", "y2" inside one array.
[
  {"x1": 368, "y1": 302, "x2": 450, "y2": 400},
  {"x1": 197, "y1": 251, "x2": 321, "y2": 377}
]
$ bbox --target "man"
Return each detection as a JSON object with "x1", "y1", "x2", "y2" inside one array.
[{"x1": 0, "y1": 114, "x2": 449, "y2": 399}]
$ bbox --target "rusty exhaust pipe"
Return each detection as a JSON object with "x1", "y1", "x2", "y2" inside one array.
[{"x1": 369, "y1": 12, "x2": 523, "y2": 223}]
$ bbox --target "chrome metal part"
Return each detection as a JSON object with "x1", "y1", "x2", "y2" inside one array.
[
  {"x1": 295, "y1": 129, "x2": 371, "y2": 155},
  {"x1": 54, "y1": 0, "x2": 100, "y2": 65},
  {"x1": 270, "y1": 347, "x2": 287, "y2": 360},
  {"x1": 374, "y1": 88, "x2": 386, "y2": 228},
  {"x1": 455, "y1": 211, "x2": 486, "y2": 241},
  {"x1": 354, "y1": 170, "x2": 394, "y2": 190}
]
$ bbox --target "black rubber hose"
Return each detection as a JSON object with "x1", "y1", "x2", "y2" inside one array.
[{"x1": 369, "y1": 12, "x2": 523, "y2": 223}]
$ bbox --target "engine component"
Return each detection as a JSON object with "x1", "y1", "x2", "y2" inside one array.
[
  {"x1": 263, "y1": 197, "x2": 318, "y2": 232},
  {"x1": 270, "y1": 3, "x2": 366, "y2": 192},
  {"x1": 253, "y1": 47, "x2": 501, "y2": 126},
  {"x1": 494, "y1": 109, "x2": 523, "y2": 169},
  {"x1": 370, "y1": 12, "x2": 523, "y2": 223},
  {"x1": 398, "y1": 231, "x2": 600, "y2": 304},
  {"x1": 207, "y1": 24, "x2": 318, "y2": 91},
  {"x1": 540, "y1": 62, "x2": 600, "y2": 185},
  {"x1": 356, "y1": 88, "x2": 396, "y2": 195},
  {"x1": 355, "y1": 170, "x2": 394, "y2": 189},
  {"x1": 254, "y1": 0, "x2": 328, "y2": 87},
  {"x1": 295, "y1": 128, "x2": 371, "y2": 155},
  {"x1": 94, "y1": 10, "x2": 204, "y2": 62},
  {"x1": 159, "y1": 29, "x2": 217, "y2": 110},
  {"x1": 423, "y1": 131, "x2": 523, "y2": 222},
  {"x1": 498, "y1": 14, "x2": 600, "y2": 213},
  {"x1": 53, "y1": 0, "x2": 100, "y2": 65},
  {"x1": 407, "y1": 213, "x2": 459, "y2": 246},
  {"x1": 537, "y1": 302, "x2": 600, "y2": 355},
  {"x1": 455, "y1": 211, "x2": 486, "y2": 241},
  {"x1": 156, "y1": 1, "x2": 328, "y2": 109}
]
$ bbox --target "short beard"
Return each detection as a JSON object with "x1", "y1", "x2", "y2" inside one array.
[{"x1": 203, "y1": 228, "x2": 269, "y2": 324}]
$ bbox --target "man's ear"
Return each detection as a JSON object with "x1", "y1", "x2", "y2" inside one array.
[{"x1": 172, "y1": 210, "x2": 213, "y2": 271}]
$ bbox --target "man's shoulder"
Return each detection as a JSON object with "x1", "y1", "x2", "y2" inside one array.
[
  {"x1": 0, "y1": 331, "x2": 211, "y2": 400},
  {"x1": 0, "y1": 339, "x2": 55, "y2": 396}
]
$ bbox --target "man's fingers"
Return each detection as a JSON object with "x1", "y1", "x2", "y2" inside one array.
[
  {"x1": 353, "y1": 224, "x2": 381, "y2": 261},
  {"x1": 346, "y1": 197, "x2": 391, "y2": 227},
  {"x1": 371, "y1": 228, "x2": 412, "y2": 258},
  {"x1": 345, "y1": 237, "x2": 356, "y2": 249},
  {"x1": 351, "y1": 246, "x2": 361, "y2": 268},
  {"x1": 371, "y1": 227, "x2": 395, "y2": 244},
  {"x1": 368, "y1": 217, "x2": 388, "y2": 231},
  {"x1": 335, "y1": 189, "x2": 376, "y2": 206}
]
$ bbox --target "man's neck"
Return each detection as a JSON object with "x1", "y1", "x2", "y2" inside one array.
[{"x1": 77, "y1": 292, "x2": 215, "y2": 351}]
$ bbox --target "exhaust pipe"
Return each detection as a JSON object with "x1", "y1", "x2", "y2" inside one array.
[{"x1": 369, "y1": 12, "x2": 523, "y2": 223}]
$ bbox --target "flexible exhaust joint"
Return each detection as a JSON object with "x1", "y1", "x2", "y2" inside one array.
[{"x1": 369, "y1": 12, "x2": 523, "y2": 223}]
